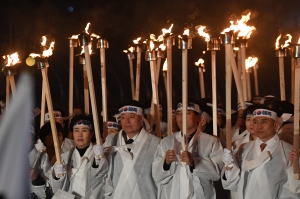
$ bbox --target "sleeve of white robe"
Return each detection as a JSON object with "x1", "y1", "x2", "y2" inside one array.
[
  {"x1": 192, "y1": 137, "x2": 224, "y2": 181},
  {"x1": 90, "y1": 156, "x2": 109, "y2": 178},
  {"x1": 49, "y1": 167, "x2": 69, "y2": 194},
  {"x1": 152, "y1": 144, "x2": 177, "y2": 185},
  {"x1": 287, "y1": 162, "x2": 300, "y2": 194}
]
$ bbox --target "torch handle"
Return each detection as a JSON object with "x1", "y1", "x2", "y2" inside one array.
[
  {"x1": 100, "y1": 48, "x2": 108, "y2": 140},
  {"x1": 5, "y1": 76, "x2": 10, "y2": 110},
  {"x1": 9, "y1": 76, "x2": 16, "y2": 96},
  {"x1": 69, "y1": 46, "x2": 74, "y2": 118},
  {"x1": 41, "y1": 69, "x2": 62, "y2": 164},
  {"x1": 211, "y1": 51, "x2": 218, "y2": 137},
  {"x1": 167, "y1": 42, "x2": 173, "y2": 136},
  {"x1": 199, "y1": 68, "x2": 205, "y2": 98},
  {"x1": 293, "y1": 58, "x2": 300, "y2": 180},
  {"x1": 182, "y1": 49, "x2": 188, "y2": 151},
  {"x1": 150, "y1": 61, "x2": 161, "y2": 138},
  {"x1": 279, "y1": 57, "x2": 286, "y2": 101},
  {"x1": 129, "y1": 59, "x2": 136, "y2": 100},
  {"x1": 83, "y1": 64, "x2": 90, "y2": 114},
  {"x1": 253, "y1": 64, "x2": 259, "y2": 96},
  {"x1": 135, "y1": 51, "x2": 141, "y2": 101},
  {"x1": 156, "y1": 58, "x2": 161, "y2": 86},
  {"x1": 246, "y1": 71, "x2": 251, "y2": 101},
  {"x1": 225, "y1": 44, "x2": 232, "y2": 150},
  {"x1": 40, "y1": 68, "x2": 48, "y2": 128},
  {"x1": 241, "y1": 47, "x2": 248, "y2": 101},
  {"x1": 84, "y1": 46, "x2": 102, "y2": 145},
  {"x1": 291, "y1": 58, "x2": 295, "y2": 103}
]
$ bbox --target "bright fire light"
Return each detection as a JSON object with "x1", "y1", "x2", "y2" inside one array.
[
  {"x1": 162, "y1": 24, "x2": 173, "y2": 36},
  {"x1": 196, "y1": 25, "x2": 210, "y2": 42},
  {"x1": 195, "y1": 58, "x2": 205, "y2": 66},
  {"x1": 163, "y1": 59, "x2": 168, "y2": 71},
  {"x1": 245, "y1": 56, "x2": 258, "y2": 70},
  {"x1": 3, "y1": 52, "x2": 21, "y2": 66}
]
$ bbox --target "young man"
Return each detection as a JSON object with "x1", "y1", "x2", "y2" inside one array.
[
  {"x1": 103, "y1": 100, "x2": 161, "y2": 199},
  {"x1": 221, "y1": 107, "x2": 300, "y2": 199},
  {"x1": 152, "y1": 100, "x2": 223, "y2": 199}
]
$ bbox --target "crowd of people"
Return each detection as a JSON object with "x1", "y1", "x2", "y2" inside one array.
[{"x1": 0, "y1": 93, "x2": 300, "y2": 199}]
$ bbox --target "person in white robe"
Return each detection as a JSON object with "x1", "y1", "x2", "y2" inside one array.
[
  {"x1": 50, "y1": 114, "x2": 108, "y2": 199},
  {"x1": 221, "y1": 107, "x2": 300, "y2": 199},
  {"x1": 103, "y1": 100, "x2": 161, "y2": 199},
  {"x1": 152, "y1": 101, "x2": 223, "y2": 199}
]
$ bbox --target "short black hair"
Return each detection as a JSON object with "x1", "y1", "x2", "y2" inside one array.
[
  {"x1": 39, "y1": 122, "x2": 65, "y2": 145},
  {"x1": 69, "y1": 114, "x2": 94, "y2": 132},
  {"x1": 121, "y1": 100, "x2": 143, "y2": 110},
  {"x1": 271, "y1": 101, "x2": 294, "y2": 117}
]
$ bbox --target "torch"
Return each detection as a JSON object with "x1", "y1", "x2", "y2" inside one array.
[
  {"x1": 68, "y1": 35, "x2": 78, "y2": 118},
  {"x1": 275, "y1": 34, "x2": 291, "y2": 101},
  {"x1": 77, "y1": 30, "x2": 103, "y2": 145},
  {"x1": 145, "y1": 39, "x2": 161, "y2": 138},
  {"x1": 162, "y1": 59, "x2": 168, "y2": 97},
  {"x1": 253, "y1": 63, "x2": 259, "y2": 95},
  {"x1": 162, "y1": 24, "x2": 174, "y2": 136},
  {"x1": 156, "y1": 44, "x2": 166, "y2": 86},
  {"x1": 2, "y1": 52, "x2": 20, "y2": 110},
  {"x1": 195, "y1": 58, "x2": 206, "y2": 98},
  {"x1": 178, "y1": 28, "x2": 192, "y2": 150},
  {"x1": 290, "y1": 43, "x2": 300, "y2": 180},
  {"x1": 28, "y1": 38, "x2": 63, "y2": 165},
  {"x1": 133, "y1": 37, "x2": 143, "y2": 101},
  {"x1": 123, "y1": 46, "x2": 136, "y2": 100},
  {"x1": 97, "y1": 37, "x2": 109, "y2": 140},
  {"x1": 245, "y1": 56, "x2": 258, "y2": 99}
]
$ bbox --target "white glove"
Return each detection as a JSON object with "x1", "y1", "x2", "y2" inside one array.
[
  {"x1": 53, "y1": 163, "x2": 66, "y2": 178},
  {"x1": 93, "y1": 144, "x2": 104, "y2": 160},
  {"x1": 222, "y1": 148, "x2": 234, "y2": 168},
  {"x1": 35, "y1": 139, "x2": 46, "y2": 152}
]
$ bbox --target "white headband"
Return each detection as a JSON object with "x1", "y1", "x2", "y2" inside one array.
[
  {"x1": 107, "y1": 121, "x2": 119, "y2": 130},
  {"x1": 237, "y1": 102, "x2": 253, "y2": 111},
  {"x1": 176, "y1": 102, "x2": 201, "y2": 114},
  {"x1": 252, "y1": 109, "x2": 277, "y2": 120},
  {"x1": 119, "y1": 105, "x2": 143, "y2": 116}
]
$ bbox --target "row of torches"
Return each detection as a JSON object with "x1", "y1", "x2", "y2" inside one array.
[{"x1": 2, "y1": 12, "x2": 300, "y2": 178}]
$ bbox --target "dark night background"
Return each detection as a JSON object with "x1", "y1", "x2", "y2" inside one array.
[{"x1": 0, "y1": 0, "x2": 300, "y2": 120}]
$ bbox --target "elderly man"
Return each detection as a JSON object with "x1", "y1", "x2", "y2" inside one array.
[
  {"x1": 152, "y1": 100, "x2": 223, "y2": 199},
  {"x1": 103, "y1": 100, "x2": 161, "y2": 199},
  {"x1": 221, "y1": 107, "x2": 300, "y2": 199}
]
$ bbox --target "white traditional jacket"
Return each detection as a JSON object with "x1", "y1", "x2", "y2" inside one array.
[
  {"x1": 152, "y1": 131, "x2": 224, "y2": 199},
  {"x1": 49, "y1": 143, "x2": 108, "y2": 199},
  {"x1": 221, "y1": 135, "x2": 300, "y2": 199},
  {"x1": 103, "y1": 128, "x2": 161, "y2": 199}
]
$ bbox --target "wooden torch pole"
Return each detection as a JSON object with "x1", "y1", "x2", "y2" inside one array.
[
  {"x1": 291, "y1": 57, "x2": 295, "y2": 103},
  {"x1": 83, "y1": 64, "x2": 89, "y2": 114},
  {"x1": 135, "y1": 47, "x2": 142, "y2": 101},
  {"x1": 40, "y1": 67, "x2": 48, "y2": 128},
  {"x1": 278, "y1": 56, "x2": 286, "y2": 100},
  {"x1": 199, "y1": 67, "x2": 205, "y2": 98},
  {"x1": 253, "y1": 64, "x2": 259, "y2": 95},
  {"x1": 5, "y1": 76, "x2": 10, "y2": 110},
  {"x1": 166, "y1": 37, "x2": 173, "y2": 135},
  {"x1": 69, "y1": 38, "x2": 77, "y2": 119}
]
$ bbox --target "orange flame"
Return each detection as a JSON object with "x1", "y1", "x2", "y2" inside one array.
[
  {"x1": 163, "y1": 59, "x2": 168, "y2": 71},
  {"x1": 183, "y1": 29, "x2": 190, "y2": 36},
  {"x1": 162, "y1": 24, "x2": 173, "y2": 35},
  {"x1": 149, "y1": 40, "x2": 155, "y2": 51},
  {"x1": 133, "y1": 37, "x2": 141, "y2": 44},
  {"x1": 275, "y1": 34, "x2": 281, "y2": 50},
  {"x1": 298, "y1": 38, "x2": 300, "y2": 44},
  {"x1": 196, "y1": 26, "x2": 210, "y2": 41},
  {"x1": 80, "y1": 44, "x2": 92, "y2": 55},
  {"x1": 282, "y1": 34, "x2": 292, "y2": 48},
  {"x1": 85, "y1": 23, "x2": 91, "y2": 34},
  {"x1": 195, "y1": 58, "x2": 204, "y2": 67},
  {"x1": 245, "y1": 56, "x2": 258, "y2": 70},
  {"x1": 158, "y1": 44, "x2": 166, "y2": 51},
  {"x1": 41, "y1": 36, "x2": 47, "y2": 46},
  {"x1": 123, "y1": 47, "x2": 134, "y2": 53},
  {"x1": 275, "y1": 34, "x2": 292, "y2": 49},
  {"x1": 42, "y1": 41, "x2": 55, "y2": 57},
  {"x1": 70, "y1": 34, "x2": 79, "y2": 39},
  {"x1": 3, "y1": 52, "x2": 21, "y2": 66}
]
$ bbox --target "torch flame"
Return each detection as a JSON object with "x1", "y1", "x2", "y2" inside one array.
[
  {"x1": 183, "y1": 29, "x2": 190, "y2": 36},
  {"x1": 42, "y1": 41, "x2": 55, "y2": 57},
  {"x1": 149, "y1": 40, "x2": 155, "y2": 51},
  {"x1": 282, "y1": 34, "x2": 292, "y2": 48},
  {"x1": 80, "y1": 44, "x2": 92, "y2": 55},
  {"x1": 3, "y1": 52, "x2": 21, "y2": 66},
  {"x1": 41, "y1": 36, "x2": 47, "y2": 46},
  {"x1": 162, "y1": 24, "x2": 173, "y2": 36},
  {"x1": 159, "y1": 44, "x2": 166, "y2": 51},
  {"x1": 196, "y1": 25, "x2": 210, "y2": 42},
  {"x1": 163, "y1": 59, "x2": 168, "y2": 71},
  {"x1": 245, "y1": 56, "x2": 258, "y2": 71},
  {"x1": 71, "y1": 34, "x2": 79, "y2": 39},
  {"x1": 275, "y1": 34, "x2": 281, "y2": 50},
  {"x1": 85, "y1": 23, "x2": 91, "y2": 34},
  {"x1": 133, "y1": 37, "x2": 141, "y2": 44},
  {"x1": 195, "y1": 58, "x2": 205, "y2": 66}
]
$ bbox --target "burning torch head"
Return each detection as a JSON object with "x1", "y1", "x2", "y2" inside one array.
[
  {"x1": 97, "y1": 38, "x2": 109, "y2": 49},
  {"x1": 207, "y1": 38, "x2": 221, "y2": 51},
  {"x1": 220, "y1": 30, "x2": 235, "y2": 45},
  {"x1": 78, "y1": 32, "x2": 91, "y2": 47}
]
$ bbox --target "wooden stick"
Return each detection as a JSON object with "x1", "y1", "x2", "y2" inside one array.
[
  {"x1": 163, "y1": 71, "x2": 167, "y2": 97},
  {"x1": 156, "y1": 57, "x2": 162, "y2": 84},
  {"x1": 278, "y1": 57, "x2": 286, "y2": 100},
  {"x1": 5, "y1": 76, "x2": 10, "y2": 110},
  {"x1": 291, "y1": 57, "x2": 295, "y2": 103},
  {"x1": 83, "y1": 64, "x2": 89, "y2": 114},
  {"x1": 135, "y1": 48, "x2": 141, "y2": 101},
  {"x1": 40, "y1": 67, "x2": 48, "y2": 128},
  {"x1": 166, "y1": 39, "x2": 173, "y2": 136},
  {"x1": 129, "y1": 58, "x2": 135, "y2": 100},
  {"x1": 293, "y1": 58, "x2": 300, "y2": 180},
  {"x1": 84, "y1": 45, "x2": 102, "y2": 145},
  {"x1": 199, "y1": 67, "x2": 205, "y2": 98},
  {"x1": 41, "y1": 69, "x2": 61, "y2": 164},
  {"x1": 9, "y1": 76, "x2": 16, "y2": 95},
  {"x1": 230, "y1": 47, "x2": 245, "y2": 109},
  {"x1": 182, "y1": 49, "x2": 188, "y2": 150},
  {"x1": 237, "y1": 50, "x2": 242, "y2": 104},
  {"x1": 241, "y1": 47, "x2": 247, "y2": 101},
  {"x1": 246, "y1": 71, "x2": 251, "y2": 100},
  {"x1": 69, "y1": 46, "x2": 74, "y2": 118},
  {"x1": 100, "y1": 48, "x2": 108, "y2": 140},
  {"x1": 150, "y1": 60, "x2": 161, "y2": 138},
  {"x1": 211, "y1": 51, "x2": 218, "y2": 137},
  {"x1": 225, "y1": 44, "x2": 232, "y2": 150},
  {"x1": 253, "y1": 64, "x2": 259, "y2": 95}
]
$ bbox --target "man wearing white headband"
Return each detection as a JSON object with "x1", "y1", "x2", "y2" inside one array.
[
  {"x1": 103, "y1": 100, "x2": 161, "y2": 199},
  {"x1": 222, "y1": 106, "x2": 300, "y2": 199},
  {"x1": 152, "y1": 99, "x2": 223, "y2": 199}
]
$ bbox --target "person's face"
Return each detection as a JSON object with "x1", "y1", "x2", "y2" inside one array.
[
  {"x1": 253, "y1": 97, "x2": 262, "y2": 104},
  {"x1": 73, "y1": 126, "x2": 93, "y2": 149},
  {"x1": 252, "y1": 117, "x2": 276, "y2": 142},
  {"x1": 44, "y1": 131, "x2": 64, "y2": 148},
  {"x1": 175, "y1": 110, "x2": 200, "y2": 134},
  {"x1": 245, "y1": 116, "x2": 255, "y2": 135},
  {"x1": 235, "y1": 109, "x2": 245, "y2": 128},
  {"x1": 217, "y1": 114, "x2": 223, "y2": 127},
  {"x1": 120, "y1": 113, "x2": 142, "y2": 136}
]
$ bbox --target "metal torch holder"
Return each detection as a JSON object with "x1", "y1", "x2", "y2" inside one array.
[
  {"x1": 36, "y1": 57, "x2": 49, "y2": 70},
  {"x1": 290, "y1": 44, "x2": 300, "y2": 58},
  {"x1": 207, "y1": 38, "x2": 220, "y2": 51},
  {"x1": 69, "y1": 38, "x2": 78, "y2": 48},
  {"x1": 156, "y1": 49, "x2": 165, "y2": 58},
  {"x1": 220, "y1": 31, "x2": 235, "y2": 45},
  {"x1": 275, "y1": 48, "x2": 287, "y2": 58},
  {"x1": 145, "y1": 50, "x2": 156, "y2": 61},
  {"x1": 178, "y1": 36, "x2": 192, "y2": 49},
  {"x1": 127, "y1": 52, "x2": 135, "y2": 60},
  {"x1": 2, "y1": 65, "x2": 18, "y2": 76},
  {"x1": 235, "y1": 37, "x2": 248, "y2": 48},
  {"x1": 97, "y1": 38, "x2": 109, "y2": 49},
  {"x1": 163, "y1": 35, "x2": 175, "y2": 46},
  {"x1": 78, "y1": 32, "x2": 91, "y2": 47}
]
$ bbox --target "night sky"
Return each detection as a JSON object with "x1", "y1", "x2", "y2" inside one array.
[{"x1": 0, "y1": 0, "x2": 300, "y2": 119}]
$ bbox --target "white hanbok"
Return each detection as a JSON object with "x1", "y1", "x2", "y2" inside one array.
[
  {"x1": 49, "y1": 143, "x2": 108, "y2": 199},
  {"x1": 232, "y1": 130, "x2": 252, "y2": 154},
  {"x1": 221, "y1": 135, "x2": 300, "y2": 199},
  {"x1": 152, "y1": 131, "x2": 224, "y2": 199},
  {"x1": 103, "y1": 128, "x2": 161, "y2": 199}
]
